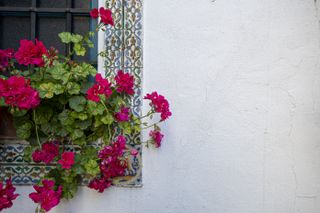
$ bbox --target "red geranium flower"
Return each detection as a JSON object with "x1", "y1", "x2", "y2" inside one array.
[
  {"x1": 115, "y1": 106, "x2": 130, "y2": 122},
  {"x1": 0, "y1": 48, "x2": 14, "y2": 71},
  {"x1": 88, "y1": 177, "x2": 112, "y2": 193},
  {"x1": 29, "y1": 179, "x2": 62, "y2": 212},
  {"x1": 149, "y1": 130, "x2": 164, "y2": 148},
  {"x1": 58, "y1": 152, "x2": 75, "y2": 169},
  {"x1": 90, "y1": 8, "x2": 99, "y2": 19},
  {"x1": 0, "y1": 76, "x2": 40, "y2": 110},
  {"x1": 115, "y1": 70, "x2": 135, "y2": 95},
  {"x1": 32, "y1": 142, "x2": 59, "y2": 164},
  {"x1": 86, "y1": 73, "x2": 112, "y2": 102},
  {"x1": 0, "y1": 179, "x2": 19, "y2": 211},
  {"x1": 144, "y1": 92, "x2": 172, "y2": 121},
  {"x1": 99, "y1": 7, "x2": 114, "y2": 26},
  {"x1": 15, "y1": 39, "x2": 48, "y2": 67}
]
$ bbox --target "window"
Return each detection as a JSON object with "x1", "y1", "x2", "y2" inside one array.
[
  {"x1": 0, "y1": 0, "x2": 97, "y2": 64},
  {"x1": 0, "y1": 0, "x2": 97, "y2": 139}
]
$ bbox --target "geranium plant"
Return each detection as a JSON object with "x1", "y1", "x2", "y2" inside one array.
[{"x1": 0, "y1": 7, "x2": 171, "y2": 212}]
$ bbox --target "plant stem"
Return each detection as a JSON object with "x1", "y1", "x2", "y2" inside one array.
[
  {"x1": 142, "y1": 120, "x2": 163, "y2": 130},
  {"x1": 33, "y1": 110, "x2": 41, "y2": 149}
]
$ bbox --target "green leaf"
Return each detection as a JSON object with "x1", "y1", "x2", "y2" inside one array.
[
  {"x1": 35, "y1": 106, "x2": 53, "y2": 125},
  {"x1": 58, "y1": 110, "x2": 74, "y2": 126},
  {"x1": 71, "y1": 129, "x2": 84, "y2": 140},
  {"x1": 71, "y1": 34, "x2": 83, "y2": 43},
  {"x1": 66, "y1": 82, "x2": 81, "y2": 95},
  {"x1": 101, "y1": 114, "x2": 114, "y2": 125},
  {"x1": 16, "y1": 122, "x2": 32, "y2": 139},
  {"x1": 75, "y1": 119, "x2": 92, "y2": 130},
  {"x1": 53, "y1": 84, "x2": 64, "y2": 95},
  {"x1": 48, "y1": 62, "x2": 70, "y2": 84},
  {"x1": 59, "y1": 32, "x2": 72, "y2": 44},
  {"x1": 39, "y1": 83, "x2": 55, "y2": 99},
  {"x1": 73, "y1": 43, "x2": 86, "y2": 56},
  {"x1": 87, "y1": 101, "x2": 104, "y2": 116},
  {"x1": 0, "y1": 97, "x2": 6, "y2": 107},
  {"x1": 84, "y1": 160, "x2": 100, "y2": 176},
  {"x1": 69, "y1": 96, "x2": 86, "y2": 112}
]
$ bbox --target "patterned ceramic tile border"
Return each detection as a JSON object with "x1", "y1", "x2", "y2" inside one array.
[{"x1": 0, "y1": 0, "x2": 143, "y2": 187}]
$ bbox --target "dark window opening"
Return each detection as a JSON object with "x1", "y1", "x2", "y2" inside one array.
[{"x1": 0, "y1": 0, "x2": 97, "y2": 139}]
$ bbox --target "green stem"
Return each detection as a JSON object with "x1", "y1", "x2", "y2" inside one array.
[
  {"x1": 33, "y1": 110, "x2": 41, "y2": 149},
  {"x1": 142, "y1": 120, "x2": 163, "y2": 130}
]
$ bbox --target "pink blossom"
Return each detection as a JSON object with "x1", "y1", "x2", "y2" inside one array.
[
  {"x1": 144, "y1": 92, "x2": 172, "y2": 121},
  {"x1": 99, "y1": 7, "x2": 114, "y2": 26},
  {"x1": 32, "y1": 142, "x2": 59, "y2": 164},
  {"x1": 0, "y1": 76, "x2": 40, "y2": 110},
  {"x1": 0, "y1": 48, "x2": 14, "y2": 71},
  {"x1": 15, "y1": 39, "x2": 48, "y2": 67},
  {"x1": 86, "y1": 73, "x2": 112, "y2": 102},
  {"x1": 88, "y1": 177, "x2": 112, "y2": 193},
  {"x1": 115, "y1": 106, "x2": 130, "y2": 122},
  {"x1": 0, "y1": 179, "x2": 19, "y2": 211},
  {"x1": 29, "y1": 179, "x2": 62, "y2": 212},
  {"x1": 90, "y1": 8, "x2": 99, "y2": 19},
  {"x1": 149, "y1": 130, "x2": 164, "y2": 148},
  {"x1": 115, "y1": 70, "x2": 135, "y2": 95},
  {"x1": 58, "y1": 152, "x2": 75, "y2": 169},
  {"x1": 131, "y1": 149, "x2": 138, "y2": 156}
]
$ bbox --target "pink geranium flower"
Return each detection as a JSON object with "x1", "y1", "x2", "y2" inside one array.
[
  {"x1": 88, "y1": 177, "x2": 112, "y2": 193},
  {"x1": 99, "y1": 7, "x2": 114, "y2": 26},
  {"x1": 58, "y1": 152, "x2": 75, "y2": 169},
  {"x1": 115, "y1": 106, "x2": 130, "y2": 122},
  {"x1": 90, "y1": 8, "x2": 99, "y2": 19},
  {"x1": 144, "y1": 92, "x2": 172, "y2": 121},
  {"x1": 0, "y1": 179, "x2": 19, "y2": 211},
  {"x1": 0, "y1": 76, "x2": 40, "y2": 110},
  {"x1": 32, "y1": 142, "x2": 59, "y2": 164},
  {"x1": 29, "y1": 179, "x2": 62, "y2": 212},
  {"x1": 115, "y1": 70, "x2": 135, "y2": 95},
  {"x1": 15, "y1": 39, "x2": 48, "y2": 67},
  {"x1": 0, "y1": 48, "x2": 14, "y2": 71},
  {"x1": 86, "y1": 73, "x2": 112, "y2": 102},
  {"x1": 149, "y1": 130, "x2": 164, "y2": 148}
]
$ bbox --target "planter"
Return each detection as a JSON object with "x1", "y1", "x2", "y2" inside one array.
[{"x1": 0, "y1": 108, "x2": 16, "y2": 139}]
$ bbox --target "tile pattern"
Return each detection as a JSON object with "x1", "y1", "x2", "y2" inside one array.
[{"x1": 0, "y1": 0, "x2": 143, "y2": 187}]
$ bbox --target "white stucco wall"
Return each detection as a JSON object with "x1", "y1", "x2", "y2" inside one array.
[{"x1": 5, "y1": 0, "x2": 320, "y2": 212}]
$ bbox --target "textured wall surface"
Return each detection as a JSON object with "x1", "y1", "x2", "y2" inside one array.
[{"x1": 6, "y1": 0, "x2": 320, "y2": 212}]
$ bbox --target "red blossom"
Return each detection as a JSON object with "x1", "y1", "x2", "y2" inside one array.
[
  {"x1": 99, "y1": 7, "x2": 114, "y2": 26},
  {"x1": 58, "y1": 152, "x2": 75, "y2": 169},
  {"x1": 0, "y1": 48, "x2": 14, "y2": 71},
  {"x1": 86, "y1": 73, "x2": 112, "y2": 102},
  {"x1": 131, "y1": 149, "x2": 138, "y2": 156},
  {"x1": 115, "y1": 106, "x2": 130, "y2": 122},
  {"x1": 149, "y1": 130, "x2": 164, "y2": 148},
  {"x1": 115, "y1": 70, "x2": 135, "y2": 95},
  {"x1": 0, "y1": 179, "x2": 19, "y2": 211},
  {"x1": 32, "y1": 142, "x2": 59, "y2": 164},
  {"x1": 90, "y1": 8, "x2": 99, "y2": 19},
  {"x1": 29, "y1": 179, "x2": 62, "y2": 212},
  {"x1": 15, "y1": 39, "x2": 48, "y2": 67},
  {"x1": 144, "y1": 92, "x2": 172, "y2": 121},
  {"x1": 0, "y1": 76, "x2": 40, "y2": 110},
  {"x1": 88, "y1": 177, "x2": 112, "y2": 193}
]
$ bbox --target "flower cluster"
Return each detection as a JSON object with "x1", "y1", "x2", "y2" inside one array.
[
  {"x1": 14, "y1": 39, "x2": 47, "y2": 67},
  {"x1": 150, "y1": 130, "x2": 164, "y2": 148},
  {"x1": 0, "y1": 179, "x2": 19, "y2": 211},
  {"x1": 29, "y1": 180, "x2": 62, "y2": 212},
  {"x1": 88, "y1": 136, "x2": 128, "y2": 193},
  {"x1": 90, "y1": 7, "x2": 114, "y2": 26},
  {"x1": 115, "y1": 106, "x2": 130, "y2": 122},
  {"x1": 86, "y1": 73, "x2": 112, "y2": 102},
  {"x1": 0, "y1": 48, "x2": 14, "y2": 71},
  {"x1": 144, "y1": 92, "x2": 172, "y2": 121},
  {"x1": 32, "y1": 142, "x2": 59, "y2": 164},
  {"x1": 115, "y1": 70, "x2": 135, "y2": 95},
  {"x1": 0, "y1": 76, "x2": 40, "y2": 110},
  {"x1": 58, "y1": 152, "x2": 75, "y2": 169}
]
